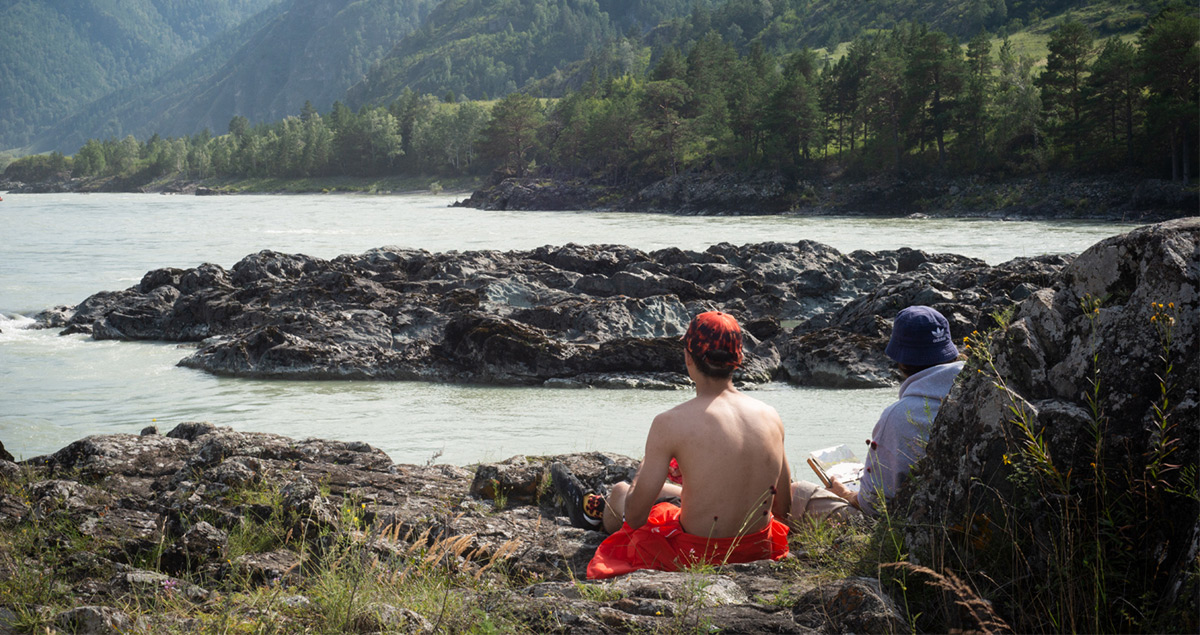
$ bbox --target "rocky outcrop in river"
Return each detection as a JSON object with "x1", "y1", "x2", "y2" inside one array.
[{"x1": 38, "y1": 239, "x2": 1072, "y2": 389}]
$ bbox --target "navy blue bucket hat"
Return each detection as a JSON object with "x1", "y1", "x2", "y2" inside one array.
[{"x1": 885, "y1": 306, "x2": 959, "y2": 366}]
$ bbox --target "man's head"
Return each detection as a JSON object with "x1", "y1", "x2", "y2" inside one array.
[
  {"x1": 684, "y1": 311, "x2": 744, "y2": 378},
  {"x1": 885, "y1": 306, "x2": 959, "y2": 376}
]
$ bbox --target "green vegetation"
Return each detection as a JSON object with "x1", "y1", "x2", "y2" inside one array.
[
  {"x1": 6, "y1": 2, "x2": 1197, "y2": 188},
  {"x1": 16, "y1": 6, "x2": 1190, "y2": 190}
]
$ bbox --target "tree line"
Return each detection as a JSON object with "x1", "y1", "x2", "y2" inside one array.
[{"x1": 6, "y1": 7, "x2": 1197, "y2": 187}]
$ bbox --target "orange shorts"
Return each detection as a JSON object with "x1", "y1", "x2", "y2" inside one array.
[{"x1": 586, "y1": 502, "x2": 789, "y2": 579}]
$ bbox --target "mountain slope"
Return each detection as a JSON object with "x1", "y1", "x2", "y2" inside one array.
[
  {"x1": 347, "y1": 0, "x2": 705, "y2": 106},
  {"x1": 0, "y1": 0, "x2": 279, "y2": 150}
]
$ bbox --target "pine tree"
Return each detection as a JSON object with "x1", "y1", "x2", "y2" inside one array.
[
  {"x1": 1037, "y1": 20, "x2": 1094, "y2": 164},
  {"x1": 1138, "y1": 7, "x2": 1199, "y2": 183}
]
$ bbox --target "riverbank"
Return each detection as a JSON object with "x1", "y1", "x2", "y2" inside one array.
[
  {"x1": 3, "y1": 169, "x2": 1195, "y2": 221},
  {"x1": 454, "y1": 170, "x2": 1198, "y2": 221}
]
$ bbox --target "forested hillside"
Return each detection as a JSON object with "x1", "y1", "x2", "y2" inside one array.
[
  {"x1": 348, "y1": 0, "x2": 1167, "y2": 107},
  {"x1": 0, "y1": 0, "x2": 278, "y2": 150},
  {"x1": 13, "y1": 4, "x2": 1193, "y2": 193},
  {"x1": 654, "y1": 0, "x2": 1154, "y2": 52}
]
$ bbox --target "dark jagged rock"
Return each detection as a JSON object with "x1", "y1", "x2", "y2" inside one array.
[
  {"x1": 8, "y1": 424, "x2": 904, "y2": 633},
  {"x1": 453, "y1": 178, "x2": 614, "y2": 211},
  {"x1": 42, "y1": 239, "x2": 1076, "y2": 388},
  {"x1": 777, "y1": 252, "x2": 1074, "y2": 388},
  {"x1": 631, "y1": 171, "x2": 796, "y2": 215}
]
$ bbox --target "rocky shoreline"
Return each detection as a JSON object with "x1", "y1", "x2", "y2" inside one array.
[
  {"x1": 452, "y1": 171, "x2": 1197, "y2": 221},
  {"x1": 0, "y1": 427, "x2": 907, "y2": 633}
]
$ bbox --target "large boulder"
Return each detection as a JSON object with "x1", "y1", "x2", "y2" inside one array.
[{"x1": 897, "y1": 218, "x2": 1199, "y2": 632}]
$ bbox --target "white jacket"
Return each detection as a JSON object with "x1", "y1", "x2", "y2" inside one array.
[{"x1": 858, "y1": 361, "x2": 964, "y2": 516}]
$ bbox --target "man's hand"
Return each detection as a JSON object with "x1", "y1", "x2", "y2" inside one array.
[{"x1": 827, "y1": 477, "x2": 860, "y2": 510}]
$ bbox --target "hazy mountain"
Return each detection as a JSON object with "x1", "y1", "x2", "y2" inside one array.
[
  {"x1": 0, "y1": 0, "x2": 280, "y2": 151},
  {"x1": 27, "y1": 0, "x2": 437, "y2": 153}
]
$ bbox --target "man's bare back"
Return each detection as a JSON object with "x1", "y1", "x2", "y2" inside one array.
[
  {"x1": 631, "y1": 388, "x2": 791, "y2": 537},
  {"x1": 603, "y1": 312, "x2": 791, "y2": 537}
]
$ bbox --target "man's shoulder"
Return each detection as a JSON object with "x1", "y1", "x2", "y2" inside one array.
[{"x1": 731, "y1": 391, "x2": 781, "y2": 420}]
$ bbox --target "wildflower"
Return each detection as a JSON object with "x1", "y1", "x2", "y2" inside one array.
[
  {"x1": 1093, "y1": 307, "x2": 1099, "y2": 314},
  {"x1": 1169, "y1": 302, "x2": 1174, "y2": 309},
  {"x1": 1002, "y1": 454, "x2": 1011, "y2": 465},
  {"x1": 1151, "y1": 315, "x2": 1157, "y2": 322}
]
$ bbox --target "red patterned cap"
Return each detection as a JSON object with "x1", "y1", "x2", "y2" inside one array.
[{"x1": 684, "y1": 311, "x2": 744, "y2": 369}]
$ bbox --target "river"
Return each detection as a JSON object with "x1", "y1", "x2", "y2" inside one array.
[{"x1": 0, "y1": 192, "x2": 1136, "y2": 467}]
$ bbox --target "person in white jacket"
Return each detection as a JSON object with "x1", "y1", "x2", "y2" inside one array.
[{"x1": 792, "y1": 305, "x2": 965, "y2": 521}]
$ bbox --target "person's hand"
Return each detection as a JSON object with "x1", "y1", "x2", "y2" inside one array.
[
  {"x1": 827, "y1": 477, "x2": 860, "y2": 510},
  {"x1": 827, "y1": 476, "x2": 851, "y2": 500}
]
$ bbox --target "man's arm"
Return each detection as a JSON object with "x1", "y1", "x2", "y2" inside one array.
[
  {"x1": 770, "y1": 410, "x2": 791, "y2": 521},
  {"x1": 772, "y1": 449, "x2": 792, "y2": 521},
  {"x1": 623, "y1": 414, "x2": 674, "y2": 529}
]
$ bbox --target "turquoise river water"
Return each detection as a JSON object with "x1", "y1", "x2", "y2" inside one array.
[{"x1": 0, "y1": 192, "x2": 1136, "y2": 467}]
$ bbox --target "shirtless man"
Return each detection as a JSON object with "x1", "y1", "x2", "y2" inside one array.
[{"x1": 552, "y1": 311, "x2": 792, "y2": 579}]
